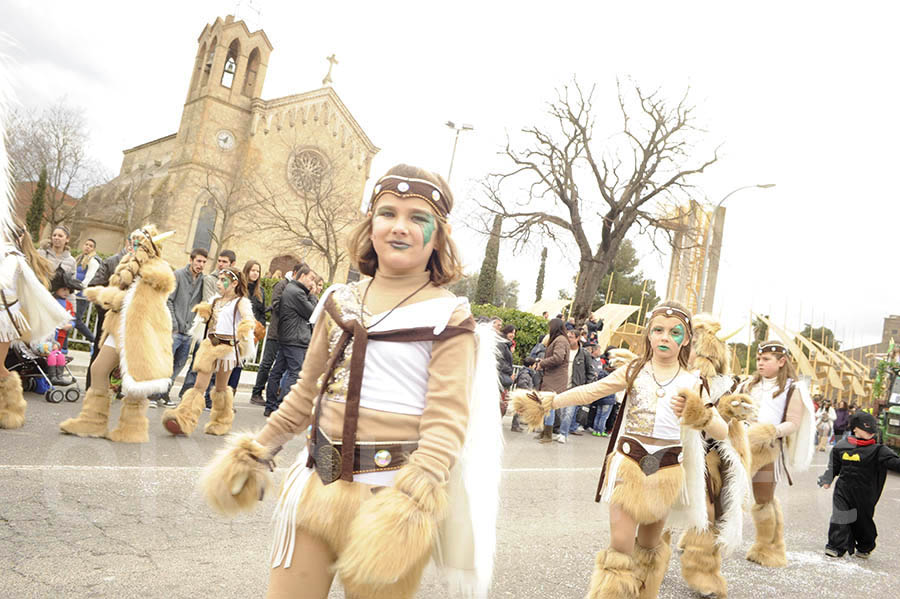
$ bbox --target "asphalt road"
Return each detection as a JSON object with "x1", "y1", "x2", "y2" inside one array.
[{"x1": 2, "y1": 388, "x2": 898, "y2": 598}]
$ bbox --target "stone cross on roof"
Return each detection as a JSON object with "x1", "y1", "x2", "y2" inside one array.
[{"x1": 322, "y1": 54, "x2": 338, "y2": 86}]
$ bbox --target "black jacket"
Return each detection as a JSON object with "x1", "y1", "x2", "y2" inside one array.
[
  {"x1": 819, "y1": 437, "x2": 900, "y2": 507},
  {"x1": 515, "y1": 367, "x2": 535, "y2": 390},
  {"x1": 277, "y1": 279, "x2": 316, "y2": 347},
  {"x1": 497, "y1": 339, "x2": 514, "y2": 389},
  {"x1": 569, "y1": 344, "x2": 596, "y2": 389},
  {"x1": 88, "y1": 250, "x2": 125, "y2": 287},
  {"x1": 248, "y1": 281, "x2": 267, "y2": 324},
  {"x1": 266, "y1": 277, "x2": 289, "y2": 341}
]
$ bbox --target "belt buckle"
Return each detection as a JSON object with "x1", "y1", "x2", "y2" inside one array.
[
  {"x1": 639, "y1": 453, "x2": 660, "y2": 476},
  {"x1": 315, "y1": 442, "x2": 342, "y2": 484}
]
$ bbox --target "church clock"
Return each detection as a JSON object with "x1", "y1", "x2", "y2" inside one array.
[{"x1": 216, "y1": 129, "x2": 235, "y2": 151}]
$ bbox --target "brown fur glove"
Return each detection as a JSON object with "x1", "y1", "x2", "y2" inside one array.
[
  {"x1": 192, "y1": 302, "x2": 212, "y2": 321},
  {"x1": 717, "y1": 393, "x2": 756, "y2": 423},
  {"x1": 334, "y1": 463, "x2": 447, "y2": 591},
  {"x1": 680, "y1": 387, "x2": 713, "y2": 430},
  {"x1": 137, "y1": 258, "x2": 175, "y2": 294},
  {"x1": 84, "y1": 286, "x2": 126, "y2": 312},
  {"x1": 200, "y1": 433, "x2": 274, "y2": 516},
  {"x1": 510, "y1": 389, "x2": 554, "y2": 431},
  {"x1": 747, "y1": 423, "x2": 778, "y2": 450}
]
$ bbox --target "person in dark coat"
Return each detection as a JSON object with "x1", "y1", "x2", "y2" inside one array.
[
  {"x1": 833, "y1": 400, "x2": 850, "y2": 440},
  {"x1": 818, "y1": 411, "x2": 900, "y2": 558},
  {"x1": 250, "y1": 266, "x2": 294, "y2": 405},
  {"x1": 558, "y1": 328, "x2": 596, "y2": 441}
]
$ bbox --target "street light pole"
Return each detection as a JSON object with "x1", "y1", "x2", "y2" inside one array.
[
  {"x1": 697, "y1": 183, "x2": 775, "y2": 312},
  {"x1": 445, "y1": 120, "x2": 474, "y2": 182}
]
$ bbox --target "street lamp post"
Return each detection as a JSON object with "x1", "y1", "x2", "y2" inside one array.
[
  {"x1": 445, "y1": 120, "x2": 474, "y2": 182},
  {"x1": 697, "y1": 183, "x2": 776, "y2": 312}
]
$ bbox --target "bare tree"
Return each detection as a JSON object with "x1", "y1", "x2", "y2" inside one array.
[
  {"x1": 6, "y1": 99, "x2": 106, "y2": 231},
  {"x1": 479, "y1": 79, "x2": 717, "y2": 324},
  {"x1": 194, "y1": 158, "x2": 267, "y2": 260},
  {"x1": 247, "y1": 158, "x2": 360, "y2": 284}
]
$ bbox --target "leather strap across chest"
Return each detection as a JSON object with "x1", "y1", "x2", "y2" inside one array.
[{"x1": 307, "y1": 296, "x2": 475, "y2": 483}]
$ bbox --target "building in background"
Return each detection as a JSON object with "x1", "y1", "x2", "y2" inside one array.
[
  {"x1": 842, "y1": 314, "x2": 900, "y2": 372},
  {"x1": 663, "y1": 201, "x2": 725, "y2": 314}
]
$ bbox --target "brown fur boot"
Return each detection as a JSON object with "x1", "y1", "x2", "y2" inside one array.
[
  {"x1": 585, "y1": 549, "x2": 640, "y2": 599},
  {"x1": 204, "y1": 388, "x2": 234, "y2": 436},
  {"x1": 107, "y1": 396, "x2": 149, "y2": 443},
  {"x1": 162, "y1": 388, "x2": 204, "y2": 436},
  {"x1": 60, "y1": 387, "x2": 110, "y2": 437},
  {"x1": 680, "y1": 528, "x2": 727, "y2": 598},
  {"x1": 634, "y1": 531, "x2": 672, "y2": 599},
  {"x1": 0, "y1": 372, "x2": 26, "y2": 429},
  {"x1": 746, "y1": 499, "x2": 787, "y2": 567}
]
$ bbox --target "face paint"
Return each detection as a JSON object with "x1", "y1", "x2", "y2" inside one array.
[
  {"x1": 671, "y1": 324, "x2": 685, "y2": 346},
  {"x1": 221, "y1": 278, "x2": 231, "y2": 289},
  {"x1": 417, "y1": 213, "x2": 436, "y2": 247},
  {"x1": 658, "y1": 345, "x2": 670, "y2": 352}
]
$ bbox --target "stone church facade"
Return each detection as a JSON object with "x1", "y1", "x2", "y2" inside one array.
[{"x1": 77, "y1": 15, "x2": 378, "y2": 282}]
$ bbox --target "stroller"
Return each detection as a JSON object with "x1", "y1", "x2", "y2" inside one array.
[{"x1": 4, "y1": 341, "x2": 82, "y2": 404}]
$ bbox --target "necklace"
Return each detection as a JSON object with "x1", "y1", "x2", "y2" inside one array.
[
  {"x1": 650, "y1": 362, "x2": 682, "y2": 398},
  {"x1": 358, "y1": 277, "x2": 431, "y2": 330}
]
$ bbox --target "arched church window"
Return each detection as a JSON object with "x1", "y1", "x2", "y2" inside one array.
[
  {"x1": 192, "y1": 200, "x2": 216, "y2": 252},
  {"x1": 221, "y1": 39, "x2": 240, "y2": 88},
  {"x1": 243, "y1": 48, "x2": 260, "y2": 97},
  {"x1": 201, "y1": 36, "x2": 217, "y2": 86},
  {"x1": 287, "y1": 149, "x2": 328, "y2": 194},
  {"x1": 191, "y1": 42, "x2": 207, "y2": 91}
]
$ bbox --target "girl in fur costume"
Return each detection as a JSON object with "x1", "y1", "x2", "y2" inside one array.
[
  {"x1": 513, "y1": 301, "x2": 729, "y2": 599},
  {"x1": 200, "y1": 164, "x2": 502, "y2": 599},
  {"x1": 739, "y1": 341, "x2": 815, "y2": 567},
  {"x1": 677, "y1": 314, "x2": 754, "y2": 598},
  {"x1": 162, "y1": 265, "x2": 254, "y2": 437},
  {"x1": 59, "y1": 226, "x2": 175, "y2": 443}
]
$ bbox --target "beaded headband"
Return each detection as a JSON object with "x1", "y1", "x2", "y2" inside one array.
[
  {"x1": 647, "y1": 306, "x2": 693, "y2": 335},
  {"x1": 369, "y1": 175, "x2": 450, "y2": 218},
  {"x1": 218, "y1": 269, "x2": 239, "y2": 282},
  {"x1": 758, "y1": 342, "x2": 788, "y2": 355}
]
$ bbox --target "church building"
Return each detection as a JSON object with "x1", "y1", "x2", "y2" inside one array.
[{"x1": 77, "y1": 14, "x2": 379, "y2": 282}]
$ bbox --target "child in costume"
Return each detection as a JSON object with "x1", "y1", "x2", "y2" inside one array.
[
  {"x1": 513, "y1": 301, "x2": 729, "y2": 599},
  {"x1": 818, "y1": 410, "x2": 900, "y2": 558},
  {"x1": 59, "y1": 226, "x2": 175, "y2": 443},
  {"x1": 677, "y1": 314, "x2": 754, "y2": 599},
  {"x1": 739, "y1": 341, "x2": 815, "y2": 567},
  {"x1": 200, "y1": 164, "x2": 502, "y2": 599},
  {"x1": 162, "y1": 265, "x2": 254, "y2": 437}
]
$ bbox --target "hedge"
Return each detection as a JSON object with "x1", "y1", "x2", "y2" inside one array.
[{"x1": 471, "y1": 304, "x2": 547, "y2": 364}]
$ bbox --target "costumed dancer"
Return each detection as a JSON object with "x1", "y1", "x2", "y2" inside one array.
[
  {"x1": 162, "y1": 265, "x2": 254, "y2": 437},
  {"x1": 199, "y1": 164, "x2": 503, "y2": 599},
  {"x1": 677, "y1": 314, "x2": 754, "y2": 598},
  {"x1": 0, "y1": 60, "x2": 71, "y2": 429},
  {"x1": 513, "y1": 301, "x2": 729, "y2": 599},
  {"x1": 740, "y1": 341, "x2": 815, "y2": 567},
  {"x1": 59, "y1": 226, "x2": 175, "y2": 443}
]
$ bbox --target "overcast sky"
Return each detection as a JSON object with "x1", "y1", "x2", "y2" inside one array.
[{"x1": 2, "y1": 0, "x2": 896, "y2": 349}]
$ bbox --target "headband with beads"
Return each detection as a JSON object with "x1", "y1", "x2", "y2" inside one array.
[
  {"x1": 369, "y1": 175, "x2": 450, "y2": 218},
  {"x1": 758, "y1": 342, "x2": 788, "y2": 355},
  {"x1": 647, "y1": 306, "x2": 693, "y2": 335}
]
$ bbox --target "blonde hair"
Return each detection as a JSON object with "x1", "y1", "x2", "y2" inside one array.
[
  {"x1": 347, "y1": 164, "x2": 464, "y2": 286},
  {"x1": 13, "y1": 218, "x2": 53, "y2": 287},
  {"x1": 110, "y1": 225, "x2": 160, "y2": 289},
  {"x1": 745, "y1": 339, "x2": 797, "y2": 397},
  {"x1": 625, "y1": 300, "x2": 692, "y2": 394}
]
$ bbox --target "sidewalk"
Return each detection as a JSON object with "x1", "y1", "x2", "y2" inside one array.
[{"x1": 65, "y1": 349, "x2": 260, "y2": 400}]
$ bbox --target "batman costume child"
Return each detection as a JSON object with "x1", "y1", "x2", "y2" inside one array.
[{"x1": 818, "y1": 411, "x2": 900, "y2": 558}]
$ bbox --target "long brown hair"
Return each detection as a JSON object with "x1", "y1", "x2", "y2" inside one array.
[
  {"x1": 13, "y1": 218, "x2": 53, "y2": 287},
  {"x1": 347, "y1": 163, "x2": 464, "y2": 286},
  {"x1": 242, "y1": 259, "x2": 263, "y2": 301},
  {"x1": 218, "y1": 266, "x2": 247, "y2": 298},
  {"x1": 624, "y1": 300, "x2": 693, "y2": 395},
  {"x1": 744, "y1": 339, "x2": 798, "y2": 397}
]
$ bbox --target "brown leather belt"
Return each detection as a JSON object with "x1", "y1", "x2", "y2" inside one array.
[
  {"x1": 617, "y1": 436, "x2": 683, "y2": 476},
  {"x1": 307, "y1": 426, "x2": 418, "y2": 485},
  {"x1": 208, "y1": 333, "x2": 236, "y2": 347}
]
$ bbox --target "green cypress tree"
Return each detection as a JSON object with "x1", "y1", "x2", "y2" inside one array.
[
  {"x1": 534, "y1": 247, "x2": 547, "y2": 301},
  {"x1": 474, "y1": 214, "x2": 502, "y2": 305},
  {"x1": 25, "y1": 167, "x2": 48, "y2": 241}
]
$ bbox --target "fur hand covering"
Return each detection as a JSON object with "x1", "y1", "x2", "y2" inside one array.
[
  {"x1": 717, "y1": 393, "x2": 756, "y2": 423},
  {"x1": 192, "y1": 302, "x2": 212, "y2": 321},
  {"x1": 84, "y1": 285, "x2": 126, "y2": 312},
  {"x1": 335, "y1": 464, "x2": 447, "y2": 591},
  {"x1": 510, "y1": 389, "x2": 554, "y2": 430},
  {"x1": 680, "y1": 387, "x2": 713, "y2": 430},
  {"x1": 747, "y1": 423, "x2": 778, "y2": 449},
  {"x1": 200, "y1": 433, "x2": 274, "y2": 516}
]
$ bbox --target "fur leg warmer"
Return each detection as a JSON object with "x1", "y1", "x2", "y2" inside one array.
[
  {"x1": 0, "y1": 372, "x2": 26, "y2": 430},
  {"x1": 106, "y1": 396, "x2": 149, "y2": 443},
  {"x1": 746, "y1": 499, "x2": 787, "y2": 567},
  {"x1": 585, "y1": 549, "x2": 640, "y2": 599},
  {"x1": 204, "y1": 388, "x2": 234, "y2": 436},
  {"x1": 59, "y1": 387, "x2": 110, "y2": 438},
  {"x1": 680, "y1": 528, "x2": 727, "y2": 598},
  {"x1": 162, "y1": 387, "x2": 204, "y2": 436},
  {"x1": 334, "y1": 463, "x2": 446, "y2": 595},
  {"x1": 634, "y1": 531, "x2": 672, "y2": 599},
  {"x1": 680, "y1": 387, "x2": 713, "y2": 430},
  {"x1": 200, "y1": 432, "x2": 274, "y2": 516},
  {"x1": 510, "y1": 389, "x2": 554, "y2": 431}
]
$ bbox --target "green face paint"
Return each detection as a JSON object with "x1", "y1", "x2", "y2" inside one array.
[
  {"x1": 220, "y1": 277, "x2": 231, "y2": 289},
  {"x1": 671, "y1": 324, "x2": 685, "y2": 346},
  {"x1": 416, "y1": 213, "x2": 436, "y2": 247}
]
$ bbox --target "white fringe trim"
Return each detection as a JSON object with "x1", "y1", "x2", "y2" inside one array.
[
  {"x1": 667, "y1": 427, "x2": 708, "y2": 531},
  {"x1": 712, "y1": 439, "x2": 750, "y2": 556},
  {"x1": 269, "y1": 448, "x2": 313, "y2": 569},
  {"x1": 0, "y1": 308, "x2": 29, "y2": 342}
]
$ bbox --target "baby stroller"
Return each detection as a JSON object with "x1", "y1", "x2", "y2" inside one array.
[{"x1": 5, "y1": 340, "x2": 82, "y2": 403}]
